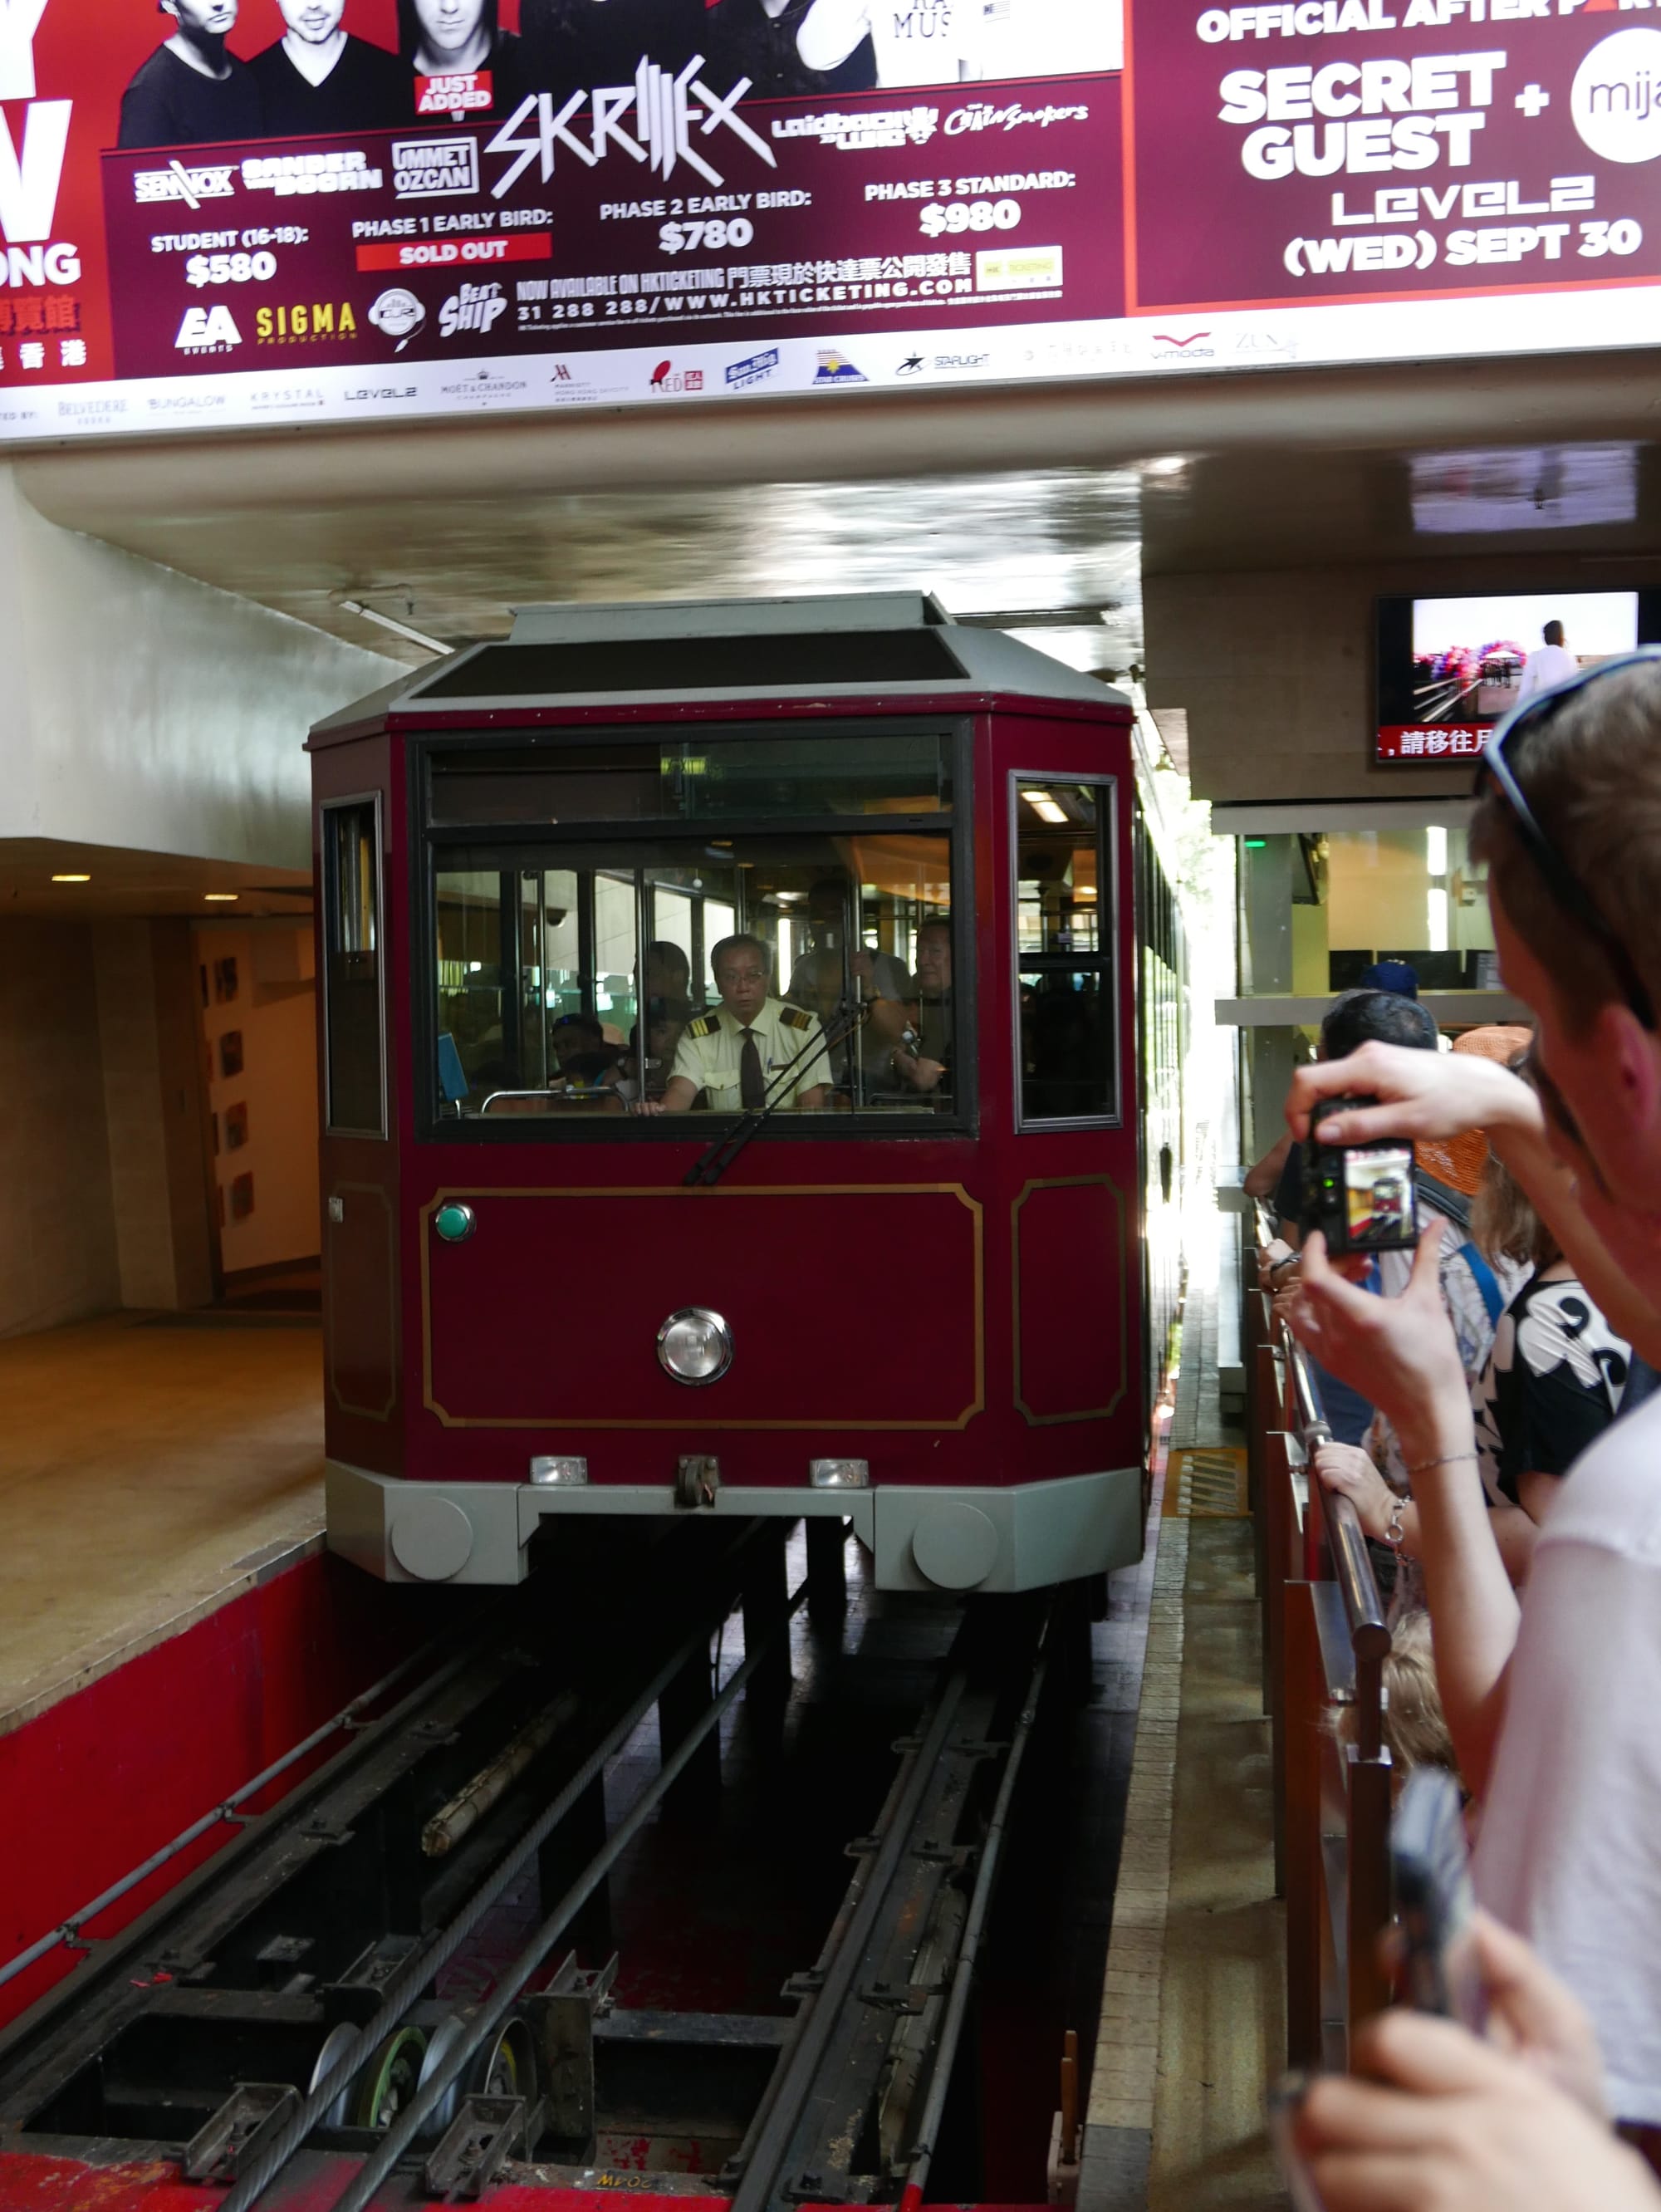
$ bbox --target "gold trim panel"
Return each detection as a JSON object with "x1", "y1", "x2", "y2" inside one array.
[
  {"x1": 1011, "y1": 1174, "x2": 1128, "y2": 1428},
  {"x1": 420, "y1": 1182, "x2": 984, "y2": 1432}
]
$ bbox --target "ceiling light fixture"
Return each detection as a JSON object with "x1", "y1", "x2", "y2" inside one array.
[
  {"x1": 51, "y1": 872, "x2": 91, "y2": 883},
  {"x1": 1021, "y1": 790, "x2": 1070, "y2": 826},
  {"x1": 203, "y1": 892, "x2": 239, "y2": 903}
]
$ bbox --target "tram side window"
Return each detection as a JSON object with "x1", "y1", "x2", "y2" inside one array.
[
  {"x1": 431, "y1": 834, "x2": 954, "y2": 1124},
  {"x1": 323, "y1": 797, "x2": 386, "y2": 1136},
  {"x1": 1013, "y1": 781, "x2": 1118, "y2": 1127}
]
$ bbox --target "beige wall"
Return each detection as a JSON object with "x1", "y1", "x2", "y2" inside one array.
[
  {"x1": 0, "y1": 922, "x2": 120, "y2": 1338},
  {"x1": 94, "y1": 920, "x2": 215, "y2": 1314},
  {"x1": 197, "y1": 926, "x2": 319, "y2": 1277}
]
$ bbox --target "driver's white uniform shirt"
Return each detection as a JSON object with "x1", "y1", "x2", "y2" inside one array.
[{"x1": 670, "y1": 998, "x2": 828, "y2": 1108}]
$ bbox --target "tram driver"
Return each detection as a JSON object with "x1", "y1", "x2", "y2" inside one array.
[{"x1": 637, "y1": 934, "x2": 830, "y2": 1115}]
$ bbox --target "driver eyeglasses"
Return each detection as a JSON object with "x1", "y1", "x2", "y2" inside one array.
[
  {"x1": 718, "y1": 968, "x2": 768, "y2": 988},
  {"x1": 1477, "y1": 648, "x2": 1658, "y2": 1031}
]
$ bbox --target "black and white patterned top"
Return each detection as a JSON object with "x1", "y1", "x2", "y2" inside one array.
[{"x1": 1473, "y1": 1273, "x2": 1631, "y2": 1509}]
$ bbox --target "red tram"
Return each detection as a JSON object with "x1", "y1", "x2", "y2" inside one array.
[{"x1": 313, "y1": 593, "x2": 1169, "y2": 1594}]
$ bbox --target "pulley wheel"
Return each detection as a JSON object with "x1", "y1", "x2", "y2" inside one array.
[
  {"x1": 351, "y1": 2025, "x2": 429, "y2": 2131},
  {"x1": 469, "y1": 2017, "x2": 535, "y2": 2103},
  {"x1": 307, "y1": 2021, "x2": 361, "y2": 2129}
]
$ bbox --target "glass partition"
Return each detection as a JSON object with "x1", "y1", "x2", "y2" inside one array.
[
  {"x1": 322, "y1": 795, "x2": 385, "y2": 1137},
  {"x1": 1012, "y1": 778, "x2": 1119, "y2": 1128},
  {"x1": 432, "y1": 831, "x2": 957, "y2": 1125}
]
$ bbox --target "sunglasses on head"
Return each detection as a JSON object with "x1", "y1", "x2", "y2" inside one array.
[{"x1": 1477, "y1": 648, "x2": 1659, "y2": 1031}]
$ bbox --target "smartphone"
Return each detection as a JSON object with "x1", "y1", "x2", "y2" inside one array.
[
  {"x1": 1300, "y1": 1095, "x2": 1418, "y2": 1256},
  {"x1": 1391, "y1": 1766, "x2": 1485, "y2": 2030}
]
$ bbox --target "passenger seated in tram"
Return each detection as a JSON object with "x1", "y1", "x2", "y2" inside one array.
[
  {"x1": 786, "y1": 879, "x2": 912, "y2": 1098},
  {"x1": 638, "y1": 933, "x2": 830, "y2": 1115},
  {"x1": 614, "y1": 993, "x2": 696, "y2": 1105},
  {"x1": 889, "y1": 916, "x2": 953, "y2": 1100},
  {"x1": 549, "y1": 1013, "x2": 625, "y2": 1092}
]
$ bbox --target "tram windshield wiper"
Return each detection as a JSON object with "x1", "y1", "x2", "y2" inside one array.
[{"x1": 684, "y1": 1002, "x2": 870, "y2": 1189}]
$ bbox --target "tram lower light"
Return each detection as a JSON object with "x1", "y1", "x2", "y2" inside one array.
[
  {"x1": 810, "y1": 1459, "x2": 870, "y2": 1489},
  {"x1": 657, "y1": 1307, "x2": 733, "y2": 1386}
]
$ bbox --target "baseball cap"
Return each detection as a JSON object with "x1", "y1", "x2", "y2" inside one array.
[{"x1": 1359, "y1": 959, "x2": 1419, "y2": 998}]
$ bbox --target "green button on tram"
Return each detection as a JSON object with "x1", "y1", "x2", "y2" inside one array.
[{"x1": 434, "y1": 1201, "x2": 476, "y2": 1243}]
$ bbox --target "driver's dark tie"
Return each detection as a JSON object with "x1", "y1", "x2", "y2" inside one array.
[{"x1": 740, "y1": 1026, "x2": 765, "y2": 1110}]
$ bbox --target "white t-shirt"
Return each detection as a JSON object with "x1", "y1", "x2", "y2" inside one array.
[
  {"x1": 796, "y1": 0, "x2": 973, "y2": 86},
  {"x1": 1473, "y1": 1390, "x2": 1661, "y2": 2124},
  {"x1": 1515, "y1": 642, "x2": 1579, "y2": 702}
]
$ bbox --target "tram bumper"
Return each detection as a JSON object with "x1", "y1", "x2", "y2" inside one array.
[{"x1": 326, "y1": 1462, "x2": 1144, "y2": 1592}]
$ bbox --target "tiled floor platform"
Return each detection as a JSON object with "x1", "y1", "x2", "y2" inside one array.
[
  {"x1": 0, "y1": 1310, "x2": 325, "y2": 1734},
  {"x1": 1080, "y1": 1214, "x2": 1283, "y2": 2212}
]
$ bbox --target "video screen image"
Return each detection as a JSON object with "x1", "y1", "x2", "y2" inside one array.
[{"x1": 1376, "y1": 590, "x2": 1649, "y2": 763}]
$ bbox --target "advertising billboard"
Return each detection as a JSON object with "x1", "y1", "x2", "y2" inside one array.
[{"x1": 3, "y1": 0, "x2": 1661, "y2": 439}]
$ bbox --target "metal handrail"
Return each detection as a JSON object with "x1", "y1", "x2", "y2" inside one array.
[{"x1": 1256, "y1": 1207, "x2": 1389, "y2": 1671}]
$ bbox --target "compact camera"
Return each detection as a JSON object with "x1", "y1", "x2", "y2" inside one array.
[{"x1": 1299, "y1": 1096, "x2": 1418, "y2": 1256}]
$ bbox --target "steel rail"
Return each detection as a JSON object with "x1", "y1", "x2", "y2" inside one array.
[
  {"x1": 724, "y1": 1661, "x2": 972, "y2": 2212},
  {"x1": 896, "y1": 1624, "x2": 1051, "y2": 2212},
  {"x1": 1256, "y1": 1204, "x2": 1389, "y2": 1665},
  {"x1": 321, "y1": 1580, "x2": 812, "y2": 2212},
  {"x1": 221, "y1": 1528, "x2": 766, "y2": 2212},
  {"x1": 0, "y1": 1629, "x2": 469, "y2": 1992}
]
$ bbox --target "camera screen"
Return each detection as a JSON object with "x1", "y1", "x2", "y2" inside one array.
[{"x1": 1343, "y1": 1146, "x2": 1415, "y2": 1248}]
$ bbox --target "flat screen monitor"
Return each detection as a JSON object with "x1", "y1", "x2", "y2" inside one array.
[{"x1": 1374, "y1": 590, "x2": 1661, "y2": 765}]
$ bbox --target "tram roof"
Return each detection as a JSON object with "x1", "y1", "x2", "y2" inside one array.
[{"x1": 309, "y1": 593, "x2": 1129, "y2": 740}]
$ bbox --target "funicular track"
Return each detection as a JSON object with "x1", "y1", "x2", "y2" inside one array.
[{"x1": 0, "y1": 1522, "x2": 1062, "y2": 2212}]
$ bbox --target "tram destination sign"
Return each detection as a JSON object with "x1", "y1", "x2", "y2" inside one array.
[{"x1": 5, "y1": 0, "x2": 1661, "y2": 441}]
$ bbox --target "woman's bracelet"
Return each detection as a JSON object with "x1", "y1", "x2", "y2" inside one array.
[
  {"x1": 1268, "y1": 1253, "x2": 1300, "y2": 1283},
  {"x1": 1406, "y1": 1450, "x2": 1478, "y2": 1478}
]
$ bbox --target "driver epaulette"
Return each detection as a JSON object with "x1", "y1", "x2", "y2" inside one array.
[
  {"x1": 688, "y1": 1015, "x2": 718, "y2": 1038},
  {"x1": 780, "y1": 1005, "x2": 814, "y2": 1030}
]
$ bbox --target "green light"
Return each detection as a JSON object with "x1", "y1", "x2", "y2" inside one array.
[
  {"x1": 434, "y1": 1202, "x2": 476, "y2": 1244},
  {"x1": 1244, "y1": 838, "x2": 1267, "y2": 849}
]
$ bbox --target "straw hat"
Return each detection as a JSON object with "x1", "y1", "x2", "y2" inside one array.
[{"x1": 1416, "y1": 1026, "x2": 1533, "y2": 1198}]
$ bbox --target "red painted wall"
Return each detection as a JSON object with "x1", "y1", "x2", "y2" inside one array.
[{"x1": 0, "y1": 1552, "x2": 442, "y2": 2031}]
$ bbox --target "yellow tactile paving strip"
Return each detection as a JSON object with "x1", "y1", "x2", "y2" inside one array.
[
  {"x1": 1165, "y1": 1447, "x2": 1251, "y2": 1520},
  {"x1": 0, "y1": 1312, "x2": 325, "y2": 1735}
]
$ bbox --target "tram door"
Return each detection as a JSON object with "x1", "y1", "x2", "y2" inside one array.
[{"x1": 1001, "y1": 762, "x2": 1144, "y2": 1467}]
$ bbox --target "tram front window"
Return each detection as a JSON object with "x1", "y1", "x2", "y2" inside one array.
[{"x1": 432, "y1": 836, "x2": 955, "y2": 1123}]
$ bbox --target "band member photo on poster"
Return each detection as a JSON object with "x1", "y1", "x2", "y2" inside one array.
[
  {"x1": 115, "y1": 0, "x2": 1121, "y2": 154},
  {"x1": 118, "y1": 0, "x2": 262, "y2": 149},
  {"x1": 252, "y1": 0, "x2": 407, "y2": 131}
]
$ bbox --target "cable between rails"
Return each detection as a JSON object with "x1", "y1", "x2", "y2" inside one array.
[
  {"x1": 221, "y1": 1532, "x2": 770, "y2": 2212},
  {"x1": 321, "y1": 1577, "x2": 811, "y2": 2212}
]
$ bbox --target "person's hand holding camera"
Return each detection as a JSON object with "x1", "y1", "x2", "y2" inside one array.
[
  {"x1": 1288, "y1": 1042, "x2": 1539, "y2": 1151},
  {"x1": 1296, "y1": 2014, "x2": 1650, "y2": 2212},
  {"x1": 1292, "y1": 1222, "x2": 1469, "y2": 1464}
]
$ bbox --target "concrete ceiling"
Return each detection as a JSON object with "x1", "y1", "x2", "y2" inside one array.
[
  {"x1": 0, "y1": 841, "x2": 311, "y2": 920},
  {"x1": 17, "y1": 347, "x2": 1661, "y2": 669}
]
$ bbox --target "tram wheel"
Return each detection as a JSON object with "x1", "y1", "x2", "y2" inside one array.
[
  {"x1": 352, "y1": 2026, "x2": 429, "y2": 2131},
  {"x1": 307, "y1": 2021, "x2": 362, "y2": 2129},
  {"x1": 471, "y1": 2017, "x2": 536, "y2": 2102}
]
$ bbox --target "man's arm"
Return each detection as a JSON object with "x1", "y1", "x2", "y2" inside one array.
[
  {"x1": 1243, "y1": 1131, "x2": 1294, "y2": 1200},
  {"x1": 1295, "y1": 1227, "x2": 1520, "y2": 1796},
  {"x1": 1288, "y1": 1043, "x2": 1661, "y2": 1363}
]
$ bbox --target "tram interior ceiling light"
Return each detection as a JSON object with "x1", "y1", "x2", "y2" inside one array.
[
  {"x1": 204, "y1": 892, "x2": 238, "y2": 903},
  {"x1": 1022, "y1": 791, "x2": 1071, "y2": 826},
  {"x1": 51, "y1": 872, "x2": 90, "y2": 882}
]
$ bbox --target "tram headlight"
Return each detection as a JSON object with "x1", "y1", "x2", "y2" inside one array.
[{"x1": 657, "y1": 1307, "x2": 733, "y2": 1386}]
